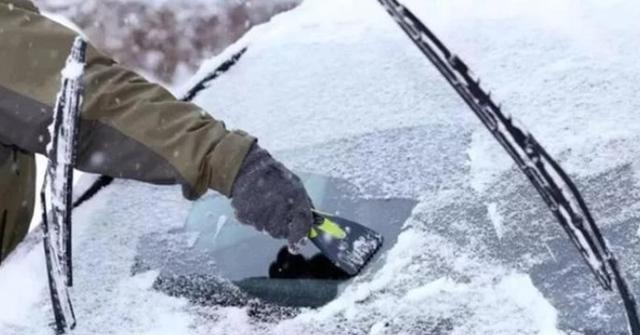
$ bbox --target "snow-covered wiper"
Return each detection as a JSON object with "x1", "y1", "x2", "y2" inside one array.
[
  {"x1": 376, "y1": 0, "x2": 640, "y2": 333},
  {"x1": 41, "y1": 36, "x2": 86, "y2": 334},
  {"x1": 181, "y1": 47, "x2": 248, "y2": 102}
]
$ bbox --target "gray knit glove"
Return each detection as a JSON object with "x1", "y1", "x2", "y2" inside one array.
[{"x1": 230, "y1": 143, "x2": 314, "y2": 248}]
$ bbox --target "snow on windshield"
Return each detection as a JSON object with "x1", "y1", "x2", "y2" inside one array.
[{"x1": 2, "y1": 0, "x2": 640, "y2": 334}]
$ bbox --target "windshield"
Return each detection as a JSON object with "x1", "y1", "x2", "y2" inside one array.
[
  {"x1": 1, "y1": 1, "x2": 640, "y2": 334},
  {"x1": 134, "y1": 173, "x2": 416, "y2": 308}
]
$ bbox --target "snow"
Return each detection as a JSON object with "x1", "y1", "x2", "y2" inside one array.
[
  {"x1": 41, "y1": 11, "x2": 84, "y2": 36},
  {"x1": 60, "y1": 60, "x2": 84, "y2": 80},
  {"x1": 275, "y1": 225, "x2": 564, "y2": 335},
  {"x1": 486, "y1": 203, "x2": 504, "y2": 239},
  {"x1": 496, "y1": 274, "x2": 562, "y2": 335},
  {"x1": 467, "y1": 130, "x2": 510, "y2": 193},
  {"x1": 369, "y1": 321, "x2": 387, "y2": 335},
  {"x1": 400, "y1": 273, "x2": 562, "y2": 335},
  {"x1": 337, "y1": 234, "x2": 381, "y2": 271},
  {"x1": 404, "y1": 277, "x2": 464, "y2": 301},
  {"x1": 0, "y1": 240, "x2": 48, "y2": 327},
  {"x1": 3, "y1": 0, "x2": 640, "y2": 334}
]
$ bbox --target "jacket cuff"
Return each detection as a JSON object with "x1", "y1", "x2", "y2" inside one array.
[{"x1": 206, "y1": 130, "x2": 256, "y2": 197}]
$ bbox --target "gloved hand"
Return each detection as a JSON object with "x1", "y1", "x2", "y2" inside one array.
[{"x1": 230, "y1": 143, "x2": 314, "y2": 249}]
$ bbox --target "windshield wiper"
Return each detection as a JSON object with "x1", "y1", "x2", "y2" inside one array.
[
  {"x1": 41, "y1": 37, "x2": 87, "y2": 334},
  {"x1": 375, "y1": 0, "x2": 640, "y2": 333}
]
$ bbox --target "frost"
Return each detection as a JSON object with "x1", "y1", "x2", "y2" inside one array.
[
  {"x1": 369, "y1": 322, "x2": 387, "y2": 335},
  {"x1": 338, "y1": 234, "x2": 381, "y2": 270},
  {"x1": 185, "y1": 233, "x2": 199, "y2": 248},
  {"x1": 213, "y1": 215, "x2": 228, "y2": 240},
  {"x1": 496, "y1": 274, "x2": 562, "y2": 335},
  {"x1": 487, "y1": 202, "x2": 504, "y2": 239},
  {"x1": 404, "y1": 277, "x2": 465, "y2": 302}
]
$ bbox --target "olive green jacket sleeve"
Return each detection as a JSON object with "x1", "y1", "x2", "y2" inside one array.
[{"x1": 0, "y1": 0, "x2": 255, "y2": 199}]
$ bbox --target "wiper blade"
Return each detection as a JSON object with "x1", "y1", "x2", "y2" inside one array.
[{"x1": 41, "y1": 36, "x2": 87, "y2": 334}]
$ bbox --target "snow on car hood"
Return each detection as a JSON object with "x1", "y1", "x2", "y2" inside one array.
[{"x1": 2, "y1": 0, "x2": 640, "y2": 334}]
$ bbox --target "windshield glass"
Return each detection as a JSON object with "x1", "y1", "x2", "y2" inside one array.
[{"x1": 134, "y1": 173, "x2": 417, "y2": 308}]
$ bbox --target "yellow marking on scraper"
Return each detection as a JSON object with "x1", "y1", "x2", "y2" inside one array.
[{"x1": 309, "y1": 218, "x2": 347, "y2": 239}]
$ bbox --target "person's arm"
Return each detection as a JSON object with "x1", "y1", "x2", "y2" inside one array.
[
  {"x1": 0, "y1": 1, "x2": 314, "y2": 246},
  {"x1": 0, "y1": 2, "x2": 254, "y2": 199}
]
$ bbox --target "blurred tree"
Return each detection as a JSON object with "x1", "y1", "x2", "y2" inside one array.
[{"x1": 34, "y1": 0, "x2": 301, "y2": 85}]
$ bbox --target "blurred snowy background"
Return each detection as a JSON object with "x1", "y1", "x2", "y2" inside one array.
[{"x1": 33, "y1": 0, "x2": 300, "y2": 85}]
